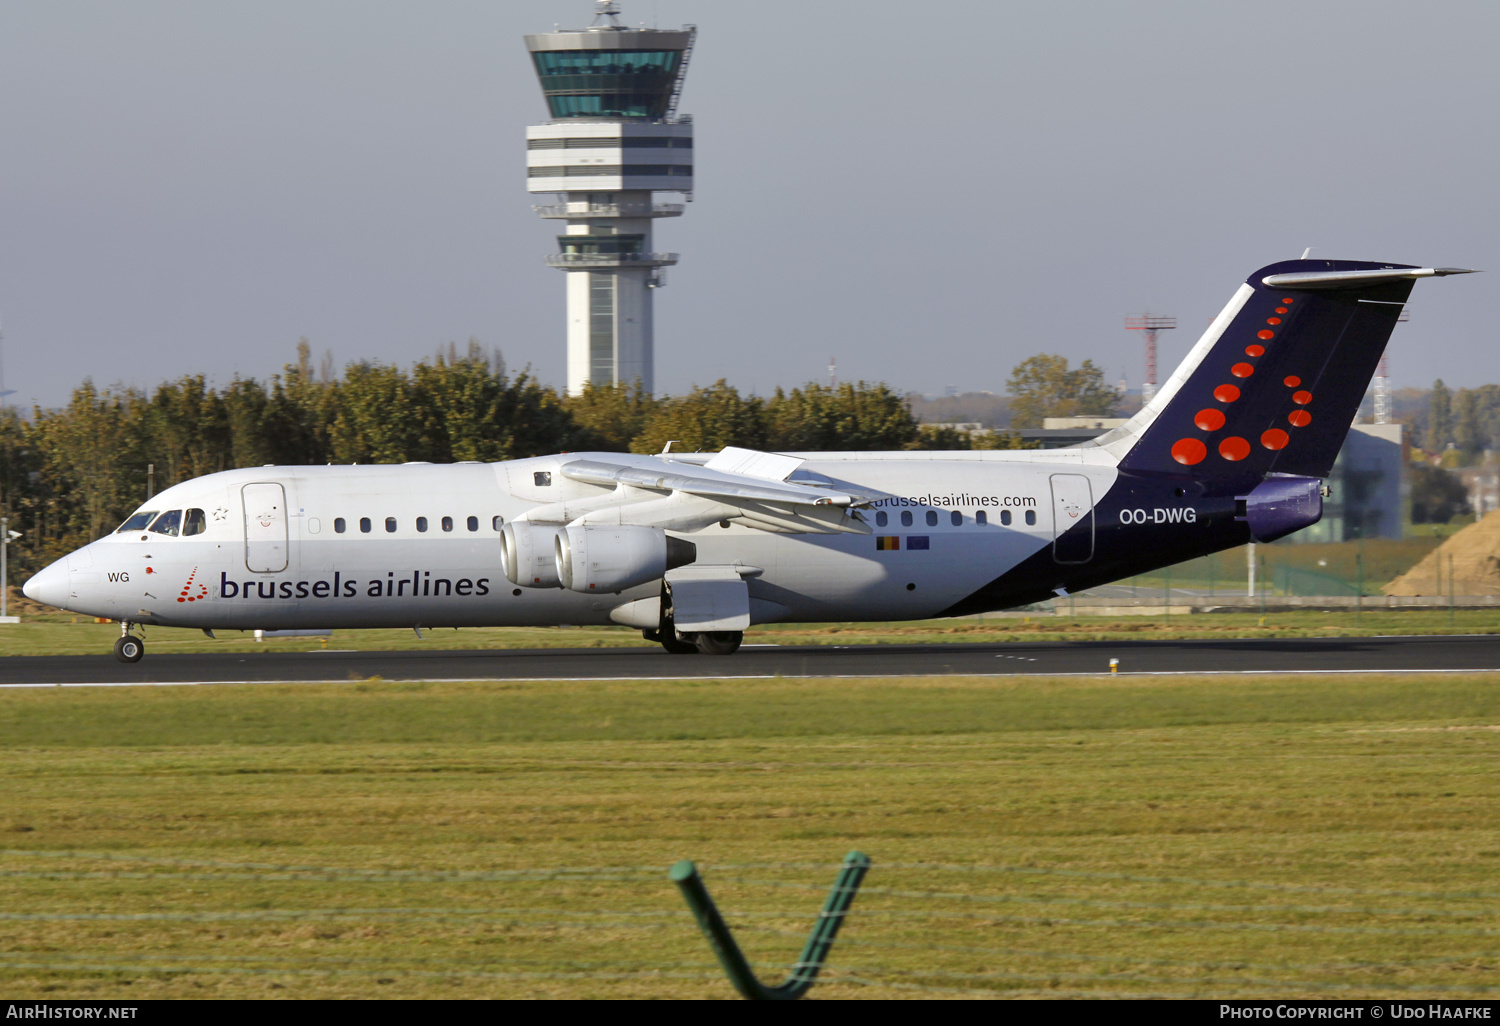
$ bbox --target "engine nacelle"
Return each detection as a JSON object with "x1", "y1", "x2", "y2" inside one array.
[
  {"x1": 501, "y1": 521, "x2": 563, "y2": 588},
  {"x1": 554, "y1": 525, "x2": 696, "y2": 594}
]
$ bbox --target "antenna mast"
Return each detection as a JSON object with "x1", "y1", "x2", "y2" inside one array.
[{"x1": 1124, "y1": 313, "x2": 1177, "y2": 404}]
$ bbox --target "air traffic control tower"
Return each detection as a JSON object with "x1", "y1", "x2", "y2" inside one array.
[{"x1": 525, "y1": 1, "x2": 695, "y2": 396}]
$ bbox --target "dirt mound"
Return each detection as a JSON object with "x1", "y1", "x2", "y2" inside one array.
[{"x1": 1384, "y1": 512, "x2": 1500, "y2": 596}]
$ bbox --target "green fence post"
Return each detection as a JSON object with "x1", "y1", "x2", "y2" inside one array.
[{"x1": 672, "y1": 851, "x2": 871, "y2": 1000}]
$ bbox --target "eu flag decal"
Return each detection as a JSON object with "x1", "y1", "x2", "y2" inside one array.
[
  {"x1": 876, "y1": 536, "x2": 900, "y2": 551},
  {"x1": 907, "y1": 536, "x2": 930, "y2": 550}
]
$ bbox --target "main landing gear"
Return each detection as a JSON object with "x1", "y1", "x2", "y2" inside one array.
[
  {"x1": 113, "y1": 622, "x2": 144, "y2": 664},
  {"x1": 642, "y1": 628, "x2": 744, "y2": 656}
]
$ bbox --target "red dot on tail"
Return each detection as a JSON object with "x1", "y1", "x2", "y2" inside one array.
[
  {"x1": 1293, "y1": 390, "x2": 1313, "y2": 405},
  {"x1": 1289, "y1": 410, "x2": 1312, "y2": 427},
  {"x1": 1232, "y1": 363, "x2": 1254, "y2": 378},
  {"x1": 1245, "y1": 345, "x2": 1265, "y2": 358},
  {"x1": 1258, "y1": 330, "x2": 1275, "y2": 340},
  {"x1": 1195, "y1": 408, "x2": 1226, "y2": 431},
  {"x1": 1172, "y1": 438, "x2": 1207, "y2": 465},
  {"x1": 1214, "y1": 384, "x2": 1241, "y2": 403},
  {"x1": 1284, "y1": 376, "x2": 1301, "y2": 388},
  {"x1": 1219, "y1": 436, "x2": 1251, "y2": 461},
  {"x1": 1262, "y1": 429, "x2": 1290, "y2": 450}
]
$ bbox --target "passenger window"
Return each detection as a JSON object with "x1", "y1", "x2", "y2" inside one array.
[
  {"x1": 183, "y1": 509, "x2": 207, "y2": 537},
  {"x1": 534, "y1": 472, "x2": 552, "y2": 487},
  {"x1": 335, "y1": 518, "x2": 346, "y2": 534},
  {"x1": 875, "y1": 511, "x2": 888, "y2": 528},
  {"x1": 950, "y1": 510, "x2": 962, "y2": 527},
  {"x1": 925, "y1": 510, "x2": 938, "y2": 527},
  {"x1": 442, "y1": 517, "x2": 454, "y2": 533},
  {"x1": 900, "y1": 511, "x2": 913, "y2": 527},
  {"x1": 360, "y1": 517, "x2": 372, "y2": 534},
  {"x1": 117, "y1": 511, "x2": 158, "y2": 533},
  {"x1": 976, "y1": 510, "x2": 987, "y2": 525},
  {"x1": 1025, "y1": 510, "x2": 1037, "y2": 526},
  {"x1": 417, "y1": 517, "x2": 428, "y2": 533},
  {"x1": 386, "y1": 518, "x2": 397, "y2": 533},
  {"x1": 1001, "y1": 510, "x2": 1012, "y2": 526},
  {"x1": 467, "y1": 516, "x2": 479, "y2": 532},
  {"x1": 149, "y1": 510, "x2": 183, "y2": 537},
  {"x1": 492, "y1": 516, "x2": 504, "y2": 531}
]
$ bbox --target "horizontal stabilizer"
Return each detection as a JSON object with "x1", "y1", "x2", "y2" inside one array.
[{"x1": 1262, "y1": 267, "x2": 1477, "y2": 289}]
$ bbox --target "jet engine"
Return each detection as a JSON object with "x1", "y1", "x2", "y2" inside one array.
[
  {"x1": 554, "y1": 525, "x2": 696, "y2": 593},
  {"x1": 501, "y1": 521, "x2": 564, "y2": 588}
]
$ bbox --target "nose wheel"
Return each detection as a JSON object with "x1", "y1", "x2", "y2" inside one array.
[{"x1": 113, "y1": 623, "x2": 145, "y2": 663}]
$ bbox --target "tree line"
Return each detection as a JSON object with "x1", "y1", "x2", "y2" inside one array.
[{"x1": 0, "y1": 342, "x2": 1063, "y2": 577}]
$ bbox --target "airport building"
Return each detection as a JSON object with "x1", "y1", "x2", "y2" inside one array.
[{"x1": 524, "y1": 1, "x2": 695, "y2": 396}]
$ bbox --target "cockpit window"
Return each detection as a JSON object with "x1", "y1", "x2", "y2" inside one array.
[
  {"x1": 117, "y1": 511, "x2": 158, "y2": 534},
  {"x1": 183, "y1": 508, "x2": 207, "y2": 537},
  {"x1": 148, "y1": 510, "x2": 183, "y2": 537}
]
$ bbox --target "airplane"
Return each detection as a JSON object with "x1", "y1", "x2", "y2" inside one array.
[{"x1": 22, "y1": 258, "x2": 1476, "y2": 663}]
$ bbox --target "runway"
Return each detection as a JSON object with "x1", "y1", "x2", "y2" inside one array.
[{"x1": 5, "y1": 635, "x2": 1500, "y2": 686}]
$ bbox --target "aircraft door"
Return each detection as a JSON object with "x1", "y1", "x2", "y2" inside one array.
[
  {"x1": 1049, "y1": 474, "x2": 1094, "y2": 564},
  {"x1": 243, "y1": 483, "x2": 289, "y2": 573}
]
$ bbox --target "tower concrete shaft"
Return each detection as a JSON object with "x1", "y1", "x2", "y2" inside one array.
[{"x1": 525, "y1": 3, "x2": 695, "y2": 396}]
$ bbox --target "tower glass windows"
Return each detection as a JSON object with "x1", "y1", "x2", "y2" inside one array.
[
  {"x1": 560, "y1": 234, "x2": 644, "y2": 257},
  {"x1": 589, "y1": 273, "x2": 617, "y2": 385},
  {"x1": 532, "y1": 50, "x2": 683, "y2": 119}
]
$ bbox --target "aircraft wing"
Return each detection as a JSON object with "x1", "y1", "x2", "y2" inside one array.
[{"x1": 550, "y1": 447, "x2": 877, "y2": 536}]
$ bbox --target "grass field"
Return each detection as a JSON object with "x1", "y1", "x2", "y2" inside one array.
[
  {"x1": 6, "y1": 606, "x2": 1500, "y2": 659},
  {"x1": 0, "y1": 672, "x2": 1498, "y2": 999}
]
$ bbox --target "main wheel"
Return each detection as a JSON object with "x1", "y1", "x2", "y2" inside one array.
[
  {"x1": 660, "y1": 634, "x2": 698, "y2": 655},
  {"x1": 113, "y1": 636, "x2": 144, "y2": 664},
  {"x1": 693, "y1": 631, "x2": 743, "y2": 656}
]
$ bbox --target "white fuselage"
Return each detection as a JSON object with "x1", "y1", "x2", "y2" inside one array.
[{"x1": 32, "y1": 451, "x2": 1122, "y2": 631}]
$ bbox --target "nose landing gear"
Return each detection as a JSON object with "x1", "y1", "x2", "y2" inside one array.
[{"x1": 113, "y1": 622, "x2": 144, "y2": 664}]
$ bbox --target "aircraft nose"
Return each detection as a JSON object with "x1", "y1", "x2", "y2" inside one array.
[{"x1": 22, "y1": 558, "x2": 71, "y2": 611}]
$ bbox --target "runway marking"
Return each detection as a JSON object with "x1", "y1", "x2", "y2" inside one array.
[{"x1": 5, "y1": 668, "x2": 1500, "y2": 689}]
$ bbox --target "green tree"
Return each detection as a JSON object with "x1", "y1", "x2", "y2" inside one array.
[
  {"x1": 1409, "y1": 461, "x2": 1469, "y2": 523},
  {"x1": 409, "y1": 345, "x2": 576, "y2": 462},
  {"x1": 631, "y1": 381, "x2": 766, "y2": 455},
  {"x1": 262, "y1": 340, "x2": 338, "y2": 466},
  {"x1": 145, "y1": 375, "x2": 231, "y2": 487},
  {"x1": 328, "y1": 362, "x2": 418, "y2": 464},
  {"x1": 565, "y1": 380, "x2": 657, "y2": 452},
  {"x1": 31, "y1": 382, "x2": 148, "y2": 542},
  {"x1": 1006, "y1": 355, "x2": 1119, "y2": 428},
  {"x1": 1454, "y1": 388, "x2": 1482, "y2": 457},
  {"x1": 1427, "y1": 379, "x2": 1452, "y2": 451},
  {"x1": 764, "y1": 382, "x2": 919, "y2": 451}
]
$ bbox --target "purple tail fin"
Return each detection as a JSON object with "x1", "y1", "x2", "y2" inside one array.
[{"x1": 1110, "y1": 259, "x2": 1474, "y2": 484}]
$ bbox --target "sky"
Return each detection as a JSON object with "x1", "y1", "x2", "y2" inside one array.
[{"x1": 2, "y1": 0, "x2": 1496, "y2": 410}]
